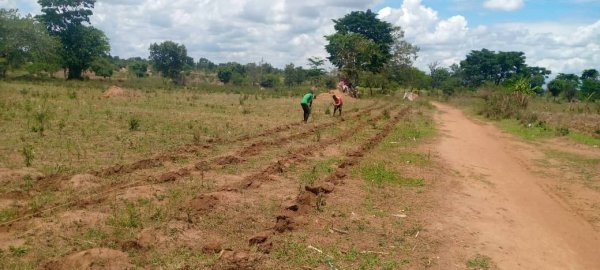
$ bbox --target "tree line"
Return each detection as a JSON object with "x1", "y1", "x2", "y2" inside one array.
[{"x1": 1, "y1": 4, "x2": 598, "y2": 100}]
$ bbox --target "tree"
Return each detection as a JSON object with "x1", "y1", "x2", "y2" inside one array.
[
  {"x1": 390, "y1": 28, "x2": 419, "y2": 68},
  {"x1": 306, "y1": 57, "x2": 325, "y2": 84},
  {"x1": 0, "y1": 9, "x2": 61, "y2": 77},
  {"x1": 326, "y1": 33, "x2": 380, "y2": 85},
  {"x1": 284, "y1": 63, "x2": 305, "y2": 87},
  {"x1": 548, "y1": 74, "x2": 580, "y2": 101},
  {"x1": 460, "y1": 49, "x2": 527, "y2": 87},
  {"x1": 90, "y1": 57, "x2": 114, "y2": 78},
  {"x1": 149, "y1": 41, "x2": 188, "y2": 84},
  {"x1": 581, "y1": 69, "x2": 600, "y2": 101},
  {"x1": 332, "y1": 9, "x2": 394, "y2": 70},
  {"x1": 197, "y1": 57, "x2": 216, "y2": 71},
  {"x1": 581, "y1": 69, "x2": 599, "y2": 80},
  {"x1": 128, "y1": 60, "x2": 147, "y2": 78},
  {"x1": 37, "y1": 0, "x2": 110, "y2": 80}
]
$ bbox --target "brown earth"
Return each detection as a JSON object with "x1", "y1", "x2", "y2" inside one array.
[{"x1": 431, "y1": 102, "x2": 600, "y2": 269}]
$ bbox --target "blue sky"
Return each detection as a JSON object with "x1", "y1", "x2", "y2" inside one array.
[{"x1": 2, "y1": 0, "x2": 599, "y2": 75}]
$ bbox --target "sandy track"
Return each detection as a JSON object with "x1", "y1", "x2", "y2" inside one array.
[{"x1": 432, "y1": 102, "x2": 600, "y2": 269}]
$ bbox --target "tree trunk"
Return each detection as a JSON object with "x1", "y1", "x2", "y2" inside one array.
[{"x1": 67, "y1": 66, "x2": 84, "y2": 80}]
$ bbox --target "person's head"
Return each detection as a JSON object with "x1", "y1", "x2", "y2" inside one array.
[{"x1": 332, "y1": 94, "x2": 338, "y2": 100}]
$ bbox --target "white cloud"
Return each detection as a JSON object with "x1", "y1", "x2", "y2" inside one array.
[
  {"x1": 378, "y1": 0, "x2": 600, "y2": 75},
  {"x1": 483, "y1": 0, "x2": 525, "y2": 11},
  {"x1": 1, "y1": 0, "x2": 598, "y2": 76}
]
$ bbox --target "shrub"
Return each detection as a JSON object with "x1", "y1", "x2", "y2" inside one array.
[
  {"x1": 128, "y1": 117, "x2": 140, "y2": 131},
  {"x1": 555, "y1": 127, "x2": 570, "y2": 136}
]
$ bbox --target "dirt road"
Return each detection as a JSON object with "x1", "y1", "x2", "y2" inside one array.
[{"x1": 432, "y1": 102, "x2": 600, "y2": 270}]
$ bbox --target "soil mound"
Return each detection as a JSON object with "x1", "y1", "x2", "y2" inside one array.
[
  {"x1": 188, "y1": 194, "x2": 219, "y2": 212},
  {"x1": 43, "y1": 248, "x2": 133, "y2": 270},
  {"x1": 102, "y1": 86, "x2": 141, "y2": 98}
]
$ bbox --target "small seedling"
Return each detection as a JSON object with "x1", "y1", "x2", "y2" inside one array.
[
  {"x1": 21, "y1": 145, "x2": 34, "y2": 167},
  {"x1": 129, "y1": 117, "x2": 140, "y2": 131}
]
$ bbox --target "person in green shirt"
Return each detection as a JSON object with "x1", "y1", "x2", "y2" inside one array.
[{"x1": 300, "y1": 90, "x2": 315, "y2": 123}]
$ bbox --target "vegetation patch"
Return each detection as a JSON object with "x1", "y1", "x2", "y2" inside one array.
[
  {"x1": 359, "y1": 162, "x2": 424, "y2": 187},
  {"x1": 466, "y1": 254, "x2": 493, "y2": 269}
]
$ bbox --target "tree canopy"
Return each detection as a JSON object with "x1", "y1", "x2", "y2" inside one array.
[
  {"x1": 0, "y1": 9, "x2": 61, "y2": 77},
  {"x1": 149, "y1": 41, "x2": 188, "y2": 84},
  {"x1": 37, "y1": 0, "x2": 110, "y2": 79}
]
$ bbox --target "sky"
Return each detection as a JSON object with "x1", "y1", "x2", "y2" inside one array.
[{"x1": 2, "y1": 0, "x2": 600, "y2": 75}]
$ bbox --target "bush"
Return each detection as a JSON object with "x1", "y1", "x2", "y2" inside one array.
[
  {"x1": 128, "y1": 117, "x2": 140, "y2": 131},
  {"x1": 479, "y1": 91, "x2": 524, "y2": 120}
]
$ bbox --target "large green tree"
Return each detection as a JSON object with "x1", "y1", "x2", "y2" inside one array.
[
  {"x1": 547, "y1": 73, "x2": 580, "y2": 101},
  {"x1": 580, "y1": 69, "x2": 600, "y2": 101},
  {"x1": 149, "y1": 41, "x2": 188, "y2": 84},
  {"x1": 37, "y1": 0, "x2": 110, "y2": 80},
  {"x1": 325, "y1": 10, "x2": 417, "y2": 87},
  {"x1": 0, "y1": 9, "x2": 60, "y2": 77},
  {"x1": 460, "y1": 49, "x2": 528, "y2": 87},
  {"x1": 330, "y1": 9, "x2": 394, "y2": 71},
  {"x1": 326, "y1": 32, "x2": 381, "y2": 85}
]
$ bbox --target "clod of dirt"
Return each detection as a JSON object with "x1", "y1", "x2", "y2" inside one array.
[
  {"x1": 157, "y1": 168, "x2": 190, "y2": 182},
  {"x1": 188, "y1": 194, "x2": 219, "y2": 212},
  {"x1": 274, "y1": 214, "x2": 296, "y2": 233},
  {"x1": 64, "y1": 174, "x2": 102, "y2": 191},
  {"x1": 305, "y1": 183, "x2": 335, "y2": 195},
  {"x1": 195, "y1": 161, "x2": 209, "y2": 171},
  {"x1": 282, "y1": 200, "x2": 299, "y2": 211},
  {"x1": 202, "y1": 241, "x2": 223, "y2": 254},
  {"x1": 101, "y1": 86, "x2": 141, "y2": 98},
  {"x1": 296, "y1": 192, "x2": 315, "y2": 206},
  {"x1": 121, "y1": 240, "x2": 142, "y2": 251},
  {"x1": 136, "y1": 228, "x2": 166, "y2": 248},
  {"x1": 248, "y1": 231, "x2": 270, "y2": 246},
  {"x1": 219, "y1": 250, "x2": 253, "y2": 269},
  {"x1": 249, "y1": 231, "x2": 273, "y2": 254},
  {"x1": 215, "y1": 155, "x2": 245, "y2": 166},
  {"x1": 42, "y1": 248, "x2": 133, "y2": 270}
]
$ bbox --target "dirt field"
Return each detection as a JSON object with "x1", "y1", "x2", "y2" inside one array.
[
  {"x1": 2, "y1": 81, "x2": 600, "y2": 269},
  {"x1": 1, "y1": 81, "x2": 445, "y2": 269}
]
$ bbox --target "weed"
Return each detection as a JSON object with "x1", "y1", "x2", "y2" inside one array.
[
  {"x1": 314, "y1": 128, "x2": 322, "y2": 142},
  {"x1": 110, "y1": 202, "x2": 142, "y2": 228},
  {"x1": 9, "y1": 246, "x2": 28, "y2": 257},
  {"x1": 242, "y1": 108, "x2": 251, "y2": 114},
  {"x1": 359, "y1": 162, "x2": 398, "y2": 187},
  {"x1": 383, "y1": 109, "x2": 390, "y2": 119},
  {"x1": 555, "y1": 127, "x2": 570, "y2": 136},
  {"x1": 325, "y1": 106, "x2": 331, "y2": 115},
  {"x1": 129, "y1": 117, "x2": 140, "y2": 131},
  {"x1": 0, "y1": 207, "x2": 18, "y2": 222},
  {"x1": 21, "y1": 175, "x2": 33, "y2": 191},
  {"x1": 21, "y1": 144, "x2": 34, "y2": 167},
  {"x1": 27, "y1": 192, "x2": 55, "y2": 212},
  {"x1": 31, "y1": 104, "x2": 51, "y2": 136},
  {"x1": 67, "y1": 89, "x2": 77, "y2": 99},
  {"x1": 466, "y1": 254, "x2": 493, "y2": 269},
  {"x1": 58, "y1": 119, "x2": 66, "y2": 132}
]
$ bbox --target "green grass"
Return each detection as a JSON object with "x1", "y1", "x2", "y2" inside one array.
[
  {"x1": 299, "y1": 159, "x2": 337, "y2": 186},
  {"x1": 496, "y1": 119, "x2": 555, "y2": 140},
  {"x1": 359, "y1": 162, "x2": 424, "y2": 187},
  {"x1": 0, "y1": 207, "x2": 18, "y2": 222},
  {"x1": 466, "y1": 254, "x2": 493, "y2": 269},
  {"x1": 568, "y1": 132, "x2": 600, "y2": 146}
]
